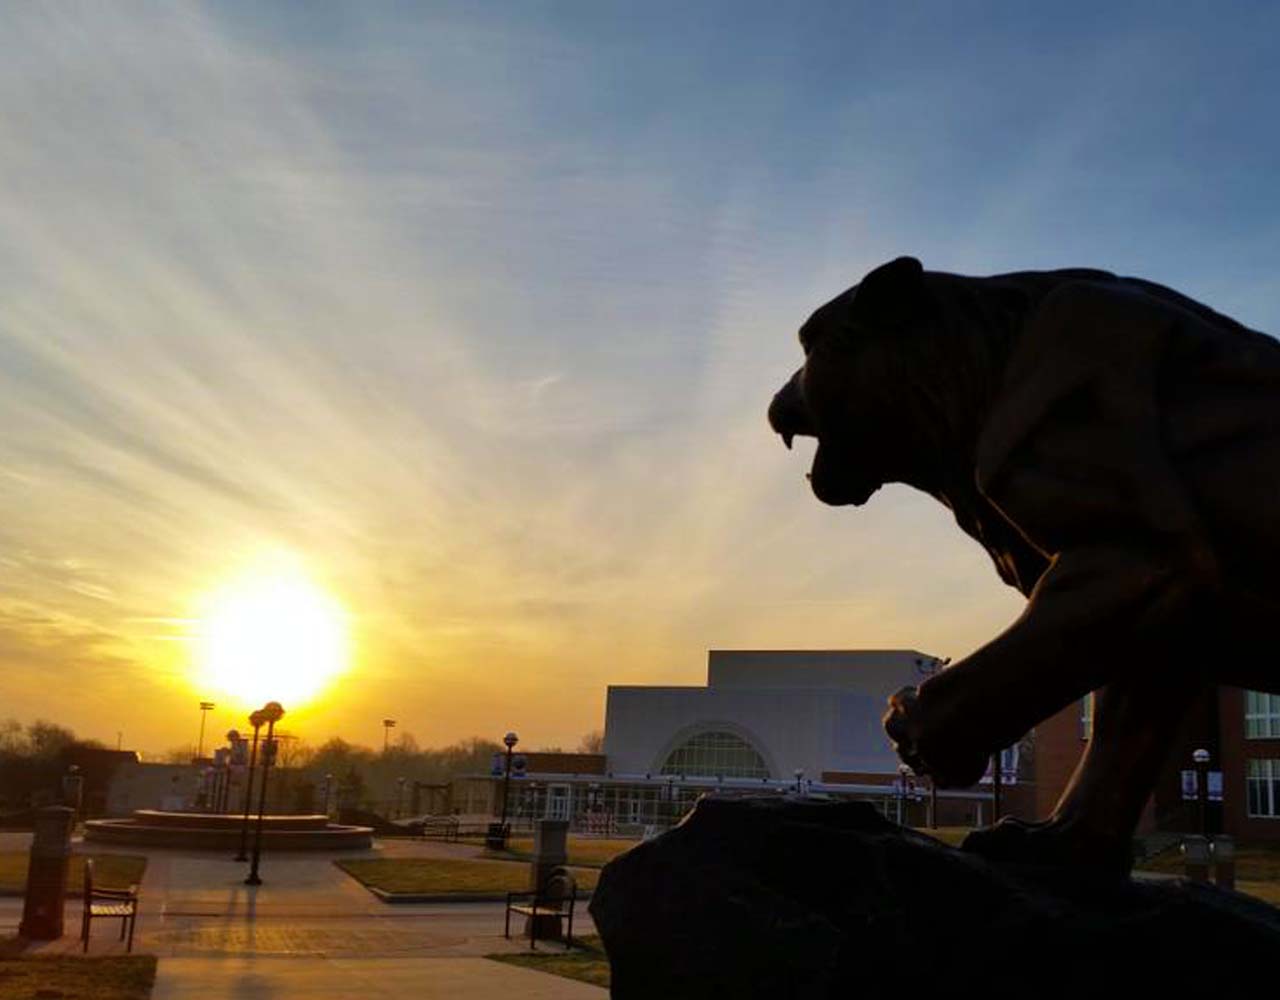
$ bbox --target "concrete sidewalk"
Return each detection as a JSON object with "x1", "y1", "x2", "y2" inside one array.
[
  {"x1": 152, "y1": 955, "x2": 607, "y2": 998},
  {"x1": 2, "y1": 835, "x2": 608, "y2": 995}
]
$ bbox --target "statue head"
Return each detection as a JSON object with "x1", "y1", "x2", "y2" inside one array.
[{"x1": 768, "y1": 256, "x2": 942, "y2": 504}]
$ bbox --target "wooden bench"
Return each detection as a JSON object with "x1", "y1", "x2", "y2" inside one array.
[
  {"x1": 80, "y1": 858, "x2": 139, "y2": 953},
  {"x1": 504, "y1": 867, "x2": 577, "y2": 950},
  {"x1": 420, "y1": 816, "x2": 494, "y2": 843}
]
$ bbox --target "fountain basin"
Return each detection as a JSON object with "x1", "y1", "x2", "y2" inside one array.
[{"x1": 84, "y1": 810, "x2": 372, "y2": 850}]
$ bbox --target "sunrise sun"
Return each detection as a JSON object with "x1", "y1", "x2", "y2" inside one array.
[{"x1": 194, "y1": 562, "x2": 349, "y2": 709}]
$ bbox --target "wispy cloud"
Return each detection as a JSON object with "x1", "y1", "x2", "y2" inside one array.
[{"x1": 0, "y1": 3, "x2": 1274, "y2": 751}]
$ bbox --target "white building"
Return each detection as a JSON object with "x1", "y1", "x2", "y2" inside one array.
[
  {"x1": 454, "y1": 649, "x2": 997, "y2": 836},
  {"x1": 604, "y1": 649, "x2": 946, "y2": 783}
]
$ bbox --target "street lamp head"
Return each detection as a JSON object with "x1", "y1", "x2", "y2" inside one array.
[
  {"x1": 260, "y1": 702, "x2": 285, "y2": 723},
  {"x1": 503, "y1": 731, "x2": 519, "y2": 749},
  {"x1": 794, "y1": 768, "x2": 803, "y2": 779},
  {"x1": 200, "y1": 701, "x2": 215, "y2": 710},
  {"x1": 1193, "y1": 748, "x2": 1211, "y2": 764}
]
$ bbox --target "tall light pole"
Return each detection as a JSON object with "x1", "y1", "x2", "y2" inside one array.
[
  {"x1": 499, "y1": 731, "x2": 518, "y2": 843},
  {"x1": 1193, "y1": 747, "x2": 1211, "y2": 838},
  {"x1": 235, "y1": 710, "x2": 267, "y2": 861},
  {"x1": 382, "y1": 719, "x2": 396, "y2": 754},
  {"x1": 245, "y1": 701, "x2": 285, "y2": 886},
  {"x1": 197, "y1": 701, "x2": 215, "y2": 759}
]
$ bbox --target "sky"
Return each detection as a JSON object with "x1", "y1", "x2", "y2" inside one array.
[{"x1": 1, "y1": 2, "x2": 1277, "y2": 756}]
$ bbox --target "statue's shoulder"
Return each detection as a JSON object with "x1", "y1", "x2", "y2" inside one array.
[{"x1": 975, "y1": 272, "x2": 1278, "y2": 535}]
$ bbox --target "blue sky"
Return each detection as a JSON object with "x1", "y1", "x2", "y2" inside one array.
[{"x1": 0, "y1": 3, "x2": 1276, "y2": 752}]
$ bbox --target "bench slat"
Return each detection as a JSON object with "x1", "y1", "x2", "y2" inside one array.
[{"x1": 89, "y1": 903, "x2": 135, "y2": 916}]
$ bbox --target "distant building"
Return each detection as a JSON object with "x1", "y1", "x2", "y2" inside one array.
[
  {"x1": 1032, "y1": 685, "x2": 1280, "y2": 844},
  {"x1": 605, "y1": 649, "x2": 946, "y2": 781},
  {"x1": 453, "y1": 650, "x2": 1003, "y2": 833}
]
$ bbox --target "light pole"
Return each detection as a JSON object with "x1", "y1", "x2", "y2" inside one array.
[
  {"x1": 396, "y1": 776, "x2": 407, "y2": 818},
  {"x1": 499, "y1": 731, "x2": 518, "y2": 842},
  {"x1": 224, "y1": 730, "x2": 242, "y2": 813},
  {"x1": 235, "y1": 710, "x2": 267, "y2": 861},
  {"x1": 1193, "y1": 747, "x2": 1211, "y2": 838},
  {"x1": 991, "y1": 749, "x2": 1003, "y2": 823},
  {"x1": 898, "y1": 763, "x2": 912, "y2": 826},
  {"x1": 197, "y1": 701, "x2": 215, "y2": 759},
  {"x1": 793, "y1": 768, "x2": 804, "y2": 794},
  {"x1": 382, "y1": 719, "x2": 396, "y2": 754},
  {"x1": 245, "y1": 701, "x2": 285, "y2": 886},
  {"x1": 211, "y1": 748, "x2": 229, "y2": 812}
]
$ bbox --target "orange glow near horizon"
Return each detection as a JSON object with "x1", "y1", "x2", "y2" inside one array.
[{"x1": 193, "y1": 559, "x2": 350, "y2": 712}]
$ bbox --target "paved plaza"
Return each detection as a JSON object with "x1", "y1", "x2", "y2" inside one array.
[{"x1": 0, "y1": 832, "x2": 606, "y2": 998}]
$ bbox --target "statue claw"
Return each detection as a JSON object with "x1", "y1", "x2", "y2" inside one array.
[{"x1": 883, "y1": 685, "x2": 989, "y2": 789}]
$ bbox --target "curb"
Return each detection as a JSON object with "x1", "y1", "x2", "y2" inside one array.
[{"x1": 366, "y1": 887, "x2": 596, "y2": 904}]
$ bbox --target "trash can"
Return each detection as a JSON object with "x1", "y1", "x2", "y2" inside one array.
[{"x1": 485, "y1": 822, "x2": 509, "y2": 851}]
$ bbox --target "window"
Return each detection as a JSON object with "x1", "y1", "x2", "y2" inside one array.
[
  {"x1": 660, "y1": 730, "x2": 769, "y2": 779},
  {"x1": 1245, "y1": 691, "x2": 1280, "y2": 739},
  {"x1": 1246, "y1": 759, "x2": 1280, "y2": 818},
  {"x1": 1080, "y1": 693, "x2": 1094, "y2": 742}
]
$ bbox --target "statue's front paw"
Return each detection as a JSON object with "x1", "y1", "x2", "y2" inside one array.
[{"x1": 883, "y1": 687, "x2": 989, "y2": 789}]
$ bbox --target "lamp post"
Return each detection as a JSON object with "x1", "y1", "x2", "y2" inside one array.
[
  {"x1": 245, "y1": 701, "x2": 285, "y2": 886},
  {"x1": 499, "y1": 731, "x2": 518, "y2": 842},
  {"x1": 991, "y1": 749, "x2": 1003, "y2": 823},
  {"x1": 396, "y1": 776, "x2": 407, "y2": 818},
  {"x1": 224, "y1": 730, "x2": 243, "y2": 814},
  {"x1": 62, "y1": 765, "x2": 83, "y2": 823},
  {"x1": 793, "y1": 768, "x2": 804, "y2": 795},
  {"x1": 235, "y1": 710, "x2": 267, "y2": 861},
  {"x1": 1193, "y1": 747, "x2": 1211, "y2": 838},
  {"x1": 197, "y1": 701, "x2": 215, "y2": 759},
  {"x1": 898, "y1": 763, "x2": 911, "y2": 826},
  {"x1": 211, "y1": 748, "x2": 229, "y2": 813},
  {"x1": 382, "y1": 719, "x2": 396, "y2": 754}
]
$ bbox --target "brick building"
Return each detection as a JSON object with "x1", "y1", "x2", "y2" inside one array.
[{"x1": 1033, "y1": 685, "x2": 1280, "y2": 843}]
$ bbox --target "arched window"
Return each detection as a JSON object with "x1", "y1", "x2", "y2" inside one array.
[{"x1": 659, "y1": 730, "x2": 770, "y2": 779}]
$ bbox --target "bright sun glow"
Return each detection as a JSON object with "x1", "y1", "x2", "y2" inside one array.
[{"x1": 196, "y1": 564, "x2": 349, "y2": 709}]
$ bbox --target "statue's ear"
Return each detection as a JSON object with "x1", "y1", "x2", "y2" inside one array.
[{"x1": 853, "y1": 256, "x2": 924, "y2": 325}]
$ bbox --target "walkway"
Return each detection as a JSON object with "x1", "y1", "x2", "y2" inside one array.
[{"x1": 1, "y1": 835, "x2": 606, "y2": 998}]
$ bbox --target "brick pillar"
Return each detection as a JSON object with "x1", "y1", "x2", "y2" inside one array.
[
  {"x1": 1181, "y1": 834, "x2": 1210, "y2": 883},
  {"x1": 19, "y1": 806, "x2": 75, "y2": 940},
  {"x1": 1212, "y1": 835, "x2": 1236, "y2": 890},
  {"x1": 529, "y1": 818, "x2": 569, "y2": 890},
  {"x1": 526, "y1": 819, "x2": 569, "y2": 941}
]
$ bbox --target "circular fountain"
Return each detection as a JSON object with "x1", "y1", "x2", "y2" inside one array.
[{"x1": 84, "y1": 810, "x2": 372, "y2": 850}]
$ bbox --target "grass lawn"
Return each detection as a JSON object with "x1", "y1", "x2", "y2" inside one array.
[
  {"x1": 489, "y1": 934, "x2": 610, "y2": 989},
  {"x1": 1136, "y1": 843, "x2": 1280, "y2": 906},
  {"x1": 0, "y1": 853, "x2": 147, "y2": 896},
  {"x1": 492, "y1": 837, "x2": 637, "y2": 868},
  {"x1": 912, "y1": 827, "x2": 973, "y2": 848},
  {"x1": 0, "y1": 942, "x2": 156, "y2": 1000},
  {"x1": 336, "y1": 857, "x2": 599, "y2": 895}
]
